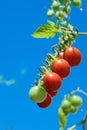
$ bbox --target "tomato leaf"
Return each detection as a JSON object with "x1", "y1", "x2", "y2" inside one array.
[
  {"x1": 47, "y1": 20, "x2": 55, "y2": 26},
  {"x1": 32, "y1": 21, "x2": 59, "y2": 39}
]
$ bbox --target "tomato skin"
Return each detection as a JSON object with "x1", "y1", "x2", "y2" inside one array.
[
  {"x1": 64, "y1": 47, "x2": 82, "y2": 66},
  {"x1": 52, "y1": 59, "x2": 70, "y2": 78},
  {"x1": 72, "y1": 0, "x2": 81, "y2": 7},
  {"x1": 70, "y1": 95, "x2": 83, "y2": 107},
  {"x1": 61, "y1": 99, "x2": 71, "y2": 112},
  {"x1": 29, "y1": 86, "x2": 46, "y2": 103},
  {"x1": 47, "y1": 90, "x2": 58, "y2": 97},
  {"x1": 70, "y1": 105, "x2": 77, "y2": 114},
  {"x1": 52, "y1": 1, "x2": 60, "y2": 10},
  {"x1": 47, "y1": 9, "x2": 54, "y2": 18},
  {"x1": 59, "y1": 52, "x2": 64, "y2": 59},
  {"x1": 37, "y1": 92, "x2": 52, "y2": 108},
  {"x1": 44, "y1": 72, "x2": 62, "y2": 92}
]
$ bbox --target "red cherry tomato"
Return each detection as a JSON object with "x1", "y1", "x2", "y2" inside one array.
[
  {"x1": 43, "y1": 72, "x2": 62, "y2": 92},
  {"x1": 64, "y1": 47, "x2": 82, "y2": 66},
  {"x1": 48, "y1": 90, "x2": 58, "y2": 97},
  {"x1": 37, "y1": 92, "x2": 52, "y2": 108},
  {"x1": 59, "y1": 51, "x2": 64, "y2": 59},
  {"x1": 52, "y1": 59, "x2": 70, "y2": 78}
]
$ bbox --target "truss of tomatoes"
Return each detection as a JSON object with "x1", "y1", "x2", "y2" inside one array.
[{"x1": 29, "y1": 46, "x2": 82, "y2": 108}]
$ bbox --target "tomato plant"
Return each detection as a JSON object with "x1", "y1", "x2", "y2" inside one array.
[{"x1": 29, "y1": 0, "x2": 87, "y2": 129}]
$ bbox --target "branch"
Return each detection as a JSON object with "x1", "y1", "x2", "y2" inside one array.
[
  {"x1": 67, "y1": 113, "x2": 87, "y2": 130},
  {"x1": 78, "y1": 32, "x2": 87, "y2": 36},
  {"x1": 70, "y1": 87, "x2": 87, "y2": 96}
]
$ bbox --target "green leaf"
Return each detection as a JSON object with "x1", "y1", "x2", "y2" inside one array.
[
  {"x1": 47, "y1": 20, "x2": 55, "y2": 26},
  {"x1": 32, "y1": 21, "x2": 59, "y2": 39}
]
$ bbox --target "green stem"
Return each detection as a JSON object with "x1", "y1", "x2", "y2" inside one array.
[
  {"x1": 78, "y1": 32, "x2": 87, "y2": 36},
  {"x1": 82, "y1": 124, "x2": 86, "y2": 130},
  {"x1": 70, "y1": 87, "x2": 87, "y2": 96},
  {"x1": 67, "y1": 113, "x2": 87, "y2": 130}
]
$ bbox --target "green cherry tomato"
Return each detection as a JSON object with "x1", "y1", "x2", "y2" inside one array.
[
  {"x1": 56, "y1": 11, "x2": 65, "y2": 20},
  {"x1": 61, "y1": 99, "x2": 71, "y2": 112},
  {"x1": 29, "y1": 86, "x2": 46, "y2": 103},
  {"x1": 58, "y1": 108, "x2": 67, "y2": 128},
  {"x1": 70, "y1": 105, "x2": 77, "y2": 114},
  {"x1": 52, "y1": 1, "x2": 60, "y2": 11},
  {"x1": 47, "y1": 9, "x2": 54, "y2": 18},
  {"x1": 59, "y1": 0, "x2": 70, "y2": 3},
  {"x1": 70, "y1": 95, "x2": 83, "y2": 107},
  {"x1": 65, "y1": 6, "x2": 71, "y2": 14},
  {"x1": 72, "y1": 0, "x2": 81, "y2": 8}
]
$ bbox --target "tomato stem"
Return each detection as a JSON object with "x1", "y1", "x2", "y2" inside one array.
[
  {"x1": 70, "y1": 87, "x2": 87, "y2": 97},
  {"x1": 78, "y1": 32, "x2": 87, "y2": 36},
  {"x1": 67, "y1": 113, "x2": 87, "y2": 130}
]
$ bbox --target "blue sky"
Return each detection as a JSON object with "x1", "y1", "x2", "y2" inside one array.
[{"x1": 0, "y1": 0, "x2": 87, "y2": 130}]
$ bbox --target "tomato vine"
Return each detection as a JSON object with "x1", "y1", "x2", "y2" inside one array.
[{"x1": 29, "y1": 0, "x2": 87, "y2": 129}]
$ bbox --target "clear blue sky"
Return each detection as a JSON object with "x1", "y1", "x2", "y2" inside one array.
[{"x1": 0, "y1": 0, "x2": 87, "y2": 130}]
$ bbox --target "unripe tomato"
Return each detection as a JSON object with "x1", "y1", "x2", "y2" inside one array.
[
  {"x1": 52, "y1": 59, "x2": 70, "y2": 78},
  {"x1": 29, "y1": 86, "x2": 46, "y2": 103},
  {"x1": 70, "y1": 105, "x2": 77, "y2": 114},
  {"x1": 37, "y1": 92, "x2": 52, "y2": 108},
  {"x1": 52, "y1": 1, "x2": 60, "y2": 10},
  {"x1": 70, "y1": 95, "x2": 83, "y2": 107},
  {"x1": 59, "y1": 0, "x2": 70, "y2": 3},
  {"x1": 64, "y1": 47, "x2": 82, "y2": 66},
  {"x1": 65, "y1": 6, "x2": 71, "y2": 14},
  {"x1": 72, "y1": 0, "x2": 81, "y2": 8},
  {"x1": 61, "y1": 99, "x2": 71, "y2": 112},
  {"x1": 43, "y1": 72, "x2": 62, "y2": 92},
  {"x1": 47, "y1": 9, "x2": 54, "y2": 18},
  {"x1": 56, "y1": 11, "x2": 65, "y2": 20}
]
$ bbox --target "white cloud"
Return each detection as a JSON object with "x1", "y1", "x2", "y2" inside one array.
[
  {"x1": 4, "y1": 79, "x2": 16, "y2": 86},
  {"x1": 0, "y1": 75, "x2": 16, "y2": 86}
]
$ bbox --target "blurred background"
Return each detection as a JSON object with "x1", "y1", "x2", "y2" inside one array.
[{"x1": 0, "y1": 0, "x2": 87, "y2": 129}]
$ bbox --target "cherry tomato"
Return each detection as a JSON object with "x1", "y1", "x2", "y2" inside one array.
[
  {"x1": 65, "y1": 6, "x2": 71, "y2": 14},
  {"x1": 52, "y1": 59, "x2": 70, "y2": 78},
  {"x1": 29, "y1": 86, "x2": 46, "y2": 103},
  {"x1": 61, "y1": 99, "x2": 71, "y2": 112},
  {"x1": 47, "y1": 90, "x2": 58, "y2": 97},
  {"x1": 70, "y1": 105, "x2": 77, "y2": 114},
  {"x1": 64, "y1": 47, "x2": 82, "y2": 66},
  {"x1": 43, "y1": 72, "x2": 62, "y2": 92},
  {"x1": 56, "y1": 11, "x2": 65, "y2": 21},
  {"x1": 70, "y1": 95, "x2": 83, "y2": 107},
  {"x1": 37, "y1": 92, "x2": 52, "y2": 108},
  {"x1": 59, "y1": 0, "x2": 69, "y2": 3},
  {"x1": 47, "y1": 9, "x2": 54, "y2": 18},
  {"x1": 52, "y1": 1, "x2": 60, "y2": 10},
  {"x1": 72, "y1": 0, "x2": 81, "y2": 8},
  {"x1": 59, "y1": 51, "x2": 64, "y2": 59}
]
